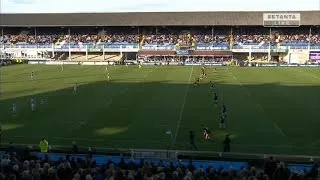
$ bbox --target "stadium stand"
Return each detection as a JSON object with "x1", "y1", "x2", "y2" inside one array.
[
  {"x1": 1, "y1": 26, "x2": 320, "y2": 47},
  {"x1": 0, "y1": 146, "x2": 319, "y2": 180}
]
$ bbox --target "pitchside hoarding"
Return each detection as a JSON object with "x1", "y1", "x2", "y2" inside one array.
[
  {"x1": 263, "y1": 13, "x2": 300, "y2": 27},
  {"x1": 309, "y1": 51, "x2": 320, "y2": 63},
  {"x1": 288, "y1": 49, "x2": 309, "y2": 64}
]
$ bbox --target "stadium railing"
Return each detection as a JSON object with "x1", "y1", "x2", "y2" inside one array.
[
  {"x1": 1, "y1": 143, "x2": 318, "y2": 164},
  {"x1": 1, "y1": 143, "x2": 318, "y2": 175}
]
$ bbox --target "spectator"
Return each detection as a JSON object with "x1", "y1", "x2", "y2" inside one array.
[
  {"x1": 39, "y1": 138, "x2": 49, "y2": 153},
  {"x1": 306, "y1": 162, "x2": 319, "y2": 178},
  {"x1": 1, "y1": 27, "x2": 319, "y2": 47},
  {"x1": 264, "y1": 156, "x2": 277, "y2": 178},
  {"x1": 223, "y1": 135, "x2": 231, "y2": 152},
  {"x1": 72, "y1": 141, "x2": 79, "y2": 153},
  {"x1": 0, "y1": 149, "x2": 318, "y2": 180}
]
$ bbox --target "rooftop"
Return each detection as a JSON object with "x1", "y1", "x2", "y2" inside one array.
[{"x1": 1, "y1": 11, "x2": 320, "y2": 26}]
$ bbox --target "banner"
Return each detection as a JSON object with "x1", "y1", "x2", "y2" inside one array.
[
  {"x1": 288, "y1": 49, "x2": 309, "y2": 64},
  {"x1": 88, "y1": 48, "x2": 102, "y2": 52},
  {"x1": 260, "y1": 64, "x2": 278, "y2": 67},
  {"x1": 53, "y1": 48, "x2": 69, "y2": 52},
  {"x1": 300, "y1": 64, "x2": 320, "y2": 67},
  {"x1": 176, "y1": 50, "x2": 193, "y2": 55},
  {"x1": 142, "y1": 62, "x2": 156, "y2": 65},
  {"x1": 196, "y1": 46, "x2": 229, "y2": 50},
  {"x1": 263, "y1": 13, "x2": 300, "y2": 27},
  {"x1": 232, "y1": 49, "x2": 268, "y2": 53},
  {"x1": 309, "y1": 51, "x2": 320, "y2": 63},
  {"x1": 184, "y1": 62, "x2": 224, "y2": 66},
  {"x1": 141, "y1": 45, "x2": 174, "y2": 50},
  {"x1": 279, "y1": 64, "x2": 298, "y2": 67},
  {"x1": 54, "y1": 48, "x2": 85, "y2": 52},
  {"x1": 271, "y1": 48, "x2": 289, "y2": 53}
]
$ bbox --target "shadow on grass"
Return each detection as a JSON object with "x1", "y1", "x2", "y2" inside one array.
[{"x1": 0, "y1": 79, "x2": 319, "y2": 156}]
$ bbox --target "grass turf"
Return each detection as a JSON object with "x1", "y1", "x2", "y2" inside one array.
[{"x1": 0, "y1": 64, "x2": 319, "y2": 156}]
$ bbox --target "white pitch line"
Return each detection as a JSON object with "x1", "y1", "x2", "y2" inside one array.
[
  {"x1": 229, "y1": 71, "x2": 251, "y2": 97},
  {"x1": 273, "y1": 122, "x2": 286, "y2": 137},
  {"x1": 304, "y1": 72, "x2": 320, "y2": 80},
  {"x1": 309, "y1": 74, "x2": 320, "y2": 80},
  {"x1": 290, "y1": 68, "x2": 320, "y2": 80},
  {"x1": 233, "y1": 75, "x2": 237, "y2": 80},
  {"x1": 256, "y1": 104, "x2": 264, "y2": 112},
  {"x1": 173, "y1": 66, "x2": 193, "y2": 144},
  {"x1": 256, "y1": 104, "x2": 287, "y2": 137},
  {"x1": 229, "y1": 69, "x2": 287, "y2": 138}
]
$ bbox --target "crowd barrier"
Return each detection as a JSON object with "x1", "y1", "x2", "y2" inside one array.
[{"x1": 0, "y1": 143, "x2": 318, "y2": 174}]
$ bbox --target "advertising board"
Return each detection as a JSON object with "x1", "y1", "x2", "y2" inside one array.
[{"x1": 263, "y1": 13, "x2": 300, "y2": 27}]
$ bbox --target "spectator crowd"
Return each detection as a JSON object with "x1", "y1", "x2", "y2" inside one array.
[
  {"x1": 0, "y1": 147, "x2": 319, "y2": 180},
  {"x1": 1, "y1": 27, "x2": 320, "y2": 46}
]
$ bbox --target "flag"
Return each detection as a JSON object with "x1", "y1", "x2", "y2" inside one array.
[
  {"x1": 175, "y1": 43, "x2": 180, "y2": 50},
  {"x1": 139, "y1": 34, "x2": 145, "y2": 49},
  {"x1": 229, "y1": 28, "x2": 233, "y2": 49},
  {"x1": 229, "y1": 35, "x2": 233, "y2": 49}
]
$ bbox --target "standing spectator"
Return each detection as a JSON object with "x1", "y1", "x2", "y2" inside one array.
[
  {"x1": 272, "y1": 162, "x2": 290, "y2": 180},
  {"x1": 189, "y1": 131, "x2": 198, "y2": 150},
  {"x1": 223, "y1": 135, "x2": 231, "y2": 152},
  {"x1": 72, "y1": 141, "x2": 79, "y2": 153},
  {"x1": 305, "y1": 162, "x2": 319, "y2": 179},
  {"x1": 39, "y1": 138, "x2": 49, "y2": 153},
  {"x1": 264, "y1": 156, "x2": 277, "y2": 179}
]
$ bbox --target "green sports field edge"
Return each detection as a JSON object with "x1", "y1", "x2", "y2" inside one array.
[{"x1": 0, "y1": 65, "x2": 319, "y2": 156}]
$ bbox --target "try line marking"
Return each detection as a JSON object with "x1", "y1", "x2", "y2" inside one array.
[
  {"x1": 291, "y1": 68, "x2": 320, "y2": 80},
  {"x1": 227, "y1": 68, "x2": 251, "y2": 97},
  {"x1": 228, "y1": 68, "x2": 286, "y2": 137},
  {"x1": 173, "y1": 66, "x2": 193, "y2": 144},
  {"x1": 273, "y1": 122, "x2": 287, "y2": 137},
  {"x1": 256, "y1": 104, "x2": 264, "y2": 112}
]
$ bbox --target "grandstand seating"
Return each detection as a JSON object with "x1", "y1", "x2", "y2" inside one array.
[{"x1": 1, "y1": 27, "x2": 320, "y2": 48}]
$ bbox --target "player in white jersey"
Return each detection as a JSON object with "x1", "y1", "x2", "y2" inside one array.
[
  {"x1": 105, "y1": 66, "x2": 108, "y2": 71},
  {"x1": 125, "y1": 63, "x2": 128, "y2": 67},
  {"x1": 138, "y1": 63, "x2": 142, "y2": 69},
  {"x1": 30, "y1": 98, "x2": 36, "y2": 111},
  {"x1": 30, "y1": 71, "x2": 34, "y2": 80},
  {"x1": 12, "y1": 103, "x2": 16, "y2": 114},
  {"x1": 107, "y1": 72, "x2": 110, "y2": 81},
  {"x1": 73, "y1": 84, "x2": 77, "y2": 94},
  {"x1": 61, "y1": 64, "x2": 64, "y2": 71}
]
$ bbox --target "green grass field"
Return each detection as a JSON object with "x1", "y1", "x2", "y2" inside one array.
[{"x1": 1, "y1": 64, "x2": 320, "y2": 155}]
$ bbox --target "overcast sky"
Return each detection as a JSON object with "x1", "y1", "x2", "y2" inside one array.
[{"x1": 1, "y1": 0, "x2": 320, "y2": 13}]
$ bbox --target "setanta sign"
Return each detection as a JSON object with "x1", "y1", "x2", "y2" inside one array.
[{"x1": 263, "y1": 13, "x2": 300, "y2": 27}]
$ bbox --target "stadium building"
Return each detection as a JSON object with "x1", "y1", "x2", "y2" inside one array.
[{"x1": 0, "y1": 11, "x2": 320, "y2": 66}]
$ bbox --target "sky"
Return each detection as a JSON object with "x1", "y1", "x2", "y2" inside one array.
[{"x1": 0, "y1": 0, "x2": 320, "y2": 13}]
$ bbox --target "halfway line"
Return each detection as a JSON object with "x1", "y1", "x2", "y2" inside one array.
[
  {"x1": 173, "y1": 66, "x2": 193, "y2": 144},
  {"x1": 273, "y1": 122, "x2": 286, "y2": 137}
]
